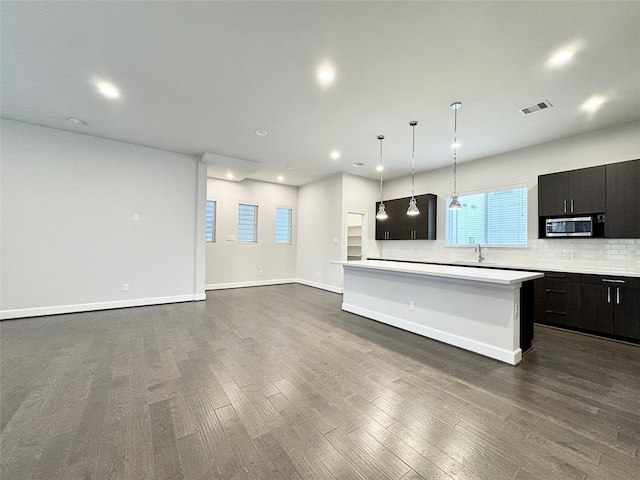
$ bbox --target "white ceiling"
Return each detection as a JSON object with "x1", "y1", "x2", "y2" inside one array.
[{"x1": 2, "y1": 1, "x2": 639, "y2": 186}]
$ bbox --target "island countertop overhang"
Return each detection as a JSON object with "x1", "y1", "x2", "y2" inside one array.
[{"x1": 334, "y1": 260, "x2": 544, "y2": 286}]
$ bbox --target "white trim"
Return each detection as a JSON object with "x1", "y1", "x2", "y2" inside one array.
[
  {"x1": 206, "y1": 278, "x2": 297, "y2": 290},
  {"x1": 342, "y1": 303, "x2": 522, "y2": 365},
  {"x1": 0, "y1": 294, "x2": 206, "y2": 320},
  {"x1": 295, "y1": 278, "x2": 344, "y2": 294}
]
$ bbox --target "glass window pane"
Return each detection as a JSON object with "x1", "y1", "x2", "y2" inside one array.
[
  {"x1": 446, "y1": 186, "x2": 527, "y2": 247},
  {"x1": 276, "y1": 207, "x2": 292, "y2": 244},
  {"x1": 238, "y1": 204, "x2": 258, "y2": 242},
  {"x1": 205, "y1": 200, "x2": 216, "y2": 242}
]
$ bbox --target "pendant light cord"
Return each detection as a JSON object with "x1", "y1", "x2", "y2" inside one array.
[
  {"x1": 453, "y1": 106, "x2": 458, "y2": 193},
  {"x1": 410, "y1": 121, "x2": 416, "y2": 198},
  {"x1": 378, "y1": 135, "x2": 384, "y2": 201}
]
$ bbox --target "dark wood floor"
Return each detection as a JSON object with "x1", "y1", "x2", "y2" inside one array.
[{"x1": 1, "y1": 284, "x2": 639, "y2": 480}]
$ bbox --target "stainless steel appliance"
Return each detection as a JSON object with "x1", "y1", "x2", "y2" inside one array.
[{"x1": 545, "y1": 216, "x2": 594, "y2": 237}]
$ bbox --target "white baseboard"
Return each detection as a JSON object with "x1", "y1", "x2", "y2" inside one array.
[
  {"x1": 342, "y1": 303, "x2": 521, "y2": 365},
  {"x1": 205, "y1": 278, "x2": 296, "y2": 290},
  {"x1": 295, "y1": 279, "x2": 344, "y2": 294},
  {"x1": 0, "y1": 294, "x2": 204, "y2": 320}
]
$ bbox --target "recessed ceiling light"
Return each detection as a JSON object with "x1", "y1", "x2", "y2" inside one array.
[
  {"x1": 277, "y1": 175, "x2": 284, "y2": 182},
  {"x1": 582, "y1": 96, "x2": 605, "y2": 112},
  {"x1": 549, "y1": 49, "x2": 576, "y2": 66},
  {"x1": 255, "y1": 130, "x2": 268, "y2": 136},
  {"x1": 226, "y1": 172, "x2": 234, "y2": 179},
  {"x1": 317, "y1": 66, "x2": 336, "y2": 86},
  {"x1": 67, "y1": 117, "x2": 85, "y2": 125},
  {"x1": 286, "y1": 166, "x2": 294, "y2": 170},
  {"x1": 450, "y1": 142, "x2": 462, "y2": 149},
  {"x1": 376, "y1": 165, "x2": 384, "y2": 172},
  {"x1": 96, "y1": 81, "x2": 120, "y2": 99},
  {"x1": 330, "y1": 150, "x2": 340, "y2": 160}
]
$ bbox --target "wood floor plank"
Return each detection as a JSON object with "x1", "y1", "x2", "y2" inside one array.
[
  {"x1": 215, "y1": 403, "x2": 270, "y2": 479},
  {"x1": 149, "y1": 398, "x2": 184, "y2": 480},
  {"x1": 346, "y1": 426, "x2": 412, "y2": 479},
  {"x1": 1, "y1": 284, "x2": 638, "y2": 480}
]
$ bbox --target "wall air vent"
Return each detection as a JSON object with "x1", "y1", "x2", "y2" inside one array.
[{"x1": 519, "y1": 100, "x2": 553, "y2": 115}]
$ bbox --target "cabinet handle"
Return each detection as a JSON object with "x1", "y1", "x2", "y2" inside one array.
[
  {"x1": 563, "y1": 200, "x2": 567, "y2": 214},
  {"x1": 601, "y1": 278, "x2": 625, "y2": 284},
  {"x1": 546, "y1": 273, "x2": 566, "y2": 278},
  {"x1": 545, "y1": 289, "x2": 566, "y2": 294},
  {"x1": 616, "y1": 287, "x2": 620, "y2": 305},
  {"x1": 607, "y1": 286, "x2": 611, "y2": 304},
  {"x1": 546, "y1": 310, "x2": 566, "y2": 316},
  {"x1": 570, "y1": 199, "x2": 574, "y2": 213}
]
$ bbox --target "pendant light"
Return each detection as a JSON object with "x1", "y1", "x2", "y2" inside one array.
[
  {"x1": 375, "y1": 135, "x2": 388, "y2": 220},
  {"x1": 448, "y1": 102, "x2": 462, "y2": 210},
  {"x1": 407, "y1": 120, "x2": 420, "y2": 216}
]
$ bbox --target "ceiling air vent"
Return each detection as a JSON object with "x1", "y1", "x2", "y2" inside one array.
[
  {"x1": 352, "y1": 162, "x2": 365, "y2": 167},
  {"x1": 519, "y1": 100, "x2": 553, "y2": 115}
]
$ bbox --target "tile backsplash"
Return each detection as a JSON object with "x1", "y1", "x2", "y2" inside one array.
[{"x1": 374, "y1": 238, "x2": 640, "y2": 273}]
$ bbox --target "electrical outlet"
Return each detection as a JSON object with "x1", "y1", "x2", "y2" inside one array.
[
  {"x1": 571, "y1": 250, "x2": 579, "y2": 260},
  {"x1": 409, "y1": 301, "x2": 415, "y2": 311},
  {"x1": 316, "y1": 271, "x2": 320, "y2": 278},
  {"x1": 122, "y1": 283, "x2": 129, "y2": 292},
  {"x1": 259, "y1": 270, "x2": 263, "y2": 276},
  {"x1": 226, "y1": 235, "x2": 235, "y2": 241},
  {"x1": 514, "y1": 303, "x2": 519, "y2": 318},
  {"x1": 133, "y1": 214, "x2": 139, "y2": 222}
]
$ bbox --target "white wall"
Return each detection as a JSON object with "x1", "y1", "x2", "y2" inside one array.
[
  {"x1": 342, "y1": 173, "x2": 381, "y2": 262},
  {"x1": 205, "y1": 178, "x2": 298, "y2": 288},
  {"x1": 0, "y1": 120, "x2": 205, "y2": 319},
  {"x1": 296, "y1": 173, "x2": 344, "y2": 292},
  {"x1": 377, "y1": 120, "x2": 640, "y2": 272}
]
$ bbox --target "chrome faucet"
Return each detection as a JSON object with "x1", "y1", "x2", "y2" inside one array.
[{"x1": 474, "y1": 243, "x2": 485, "y2": 263}]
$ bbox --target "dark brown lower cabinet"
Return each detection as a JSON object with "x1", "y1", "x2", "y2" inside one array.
[
  {"x1": 535, "y1": 272, "x2": 639, "y2": 341},
  {"x1": 533, "y1": 273, "x2": 581, "y2": 328},
  {"x1": 581, "y1": 275, "x2": 640, "y2": 339}
]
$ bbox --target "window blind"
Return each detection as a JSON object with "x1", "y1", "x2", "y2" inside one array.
[
  {"x1": 205, "y1": 200, "x2": 216, "y2": 242},
  {"x1": 275, "y1": 207, "x2": 292, "y2": 244},
  {"x1": 446, "y1": 186, "x2": 527, "y2": 247},
  {"x1": 238, "y1": 204, "x2": 258, "y2": 242}
]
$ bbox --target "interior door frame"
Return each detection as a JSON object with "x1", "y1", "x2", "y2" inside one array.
[{"x1": 344, "y1": 210, "x2": 367, "y2": 262}]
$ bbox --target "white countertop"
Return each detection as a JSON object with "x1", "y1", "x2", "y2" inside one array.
[
  {"x1": 367, "y1": 257, "x2": 640, "y2": 278},
  {"x1": 336, "y1": 260, "x2": 544, "y2": 285}
]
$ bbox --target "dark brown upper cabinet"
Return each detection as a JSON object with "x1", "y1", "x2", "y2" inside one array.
[
  {"x1": 605, "y1": 159, "x2": 640, "y2": 238},
  {"x1": 375, "y1": 194, "x2": 437, "y2": 241},
  {"x1": 538, "y1": 165, "x2": 605, "y2": 217}
]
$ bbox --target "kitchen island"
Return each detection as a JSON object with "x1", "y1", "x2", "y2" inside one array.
[{"x1": 337, "y1": 260, "x2": 544, "y2": 365}]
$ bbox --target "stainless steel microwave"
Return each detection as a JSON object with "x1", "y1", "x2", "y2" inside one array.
[{"x1": 545, "y1": 216, "x2": 593, "y2": 237}]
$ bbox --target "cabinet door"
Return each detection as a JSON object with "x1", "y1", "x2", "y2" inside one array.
[
  {"x1": 606, "y1": 159, "x2": 640, "y2": 238},
  {"x1": 538, "y1": 172, "x2": 569, "y2": 216},
  {"x1": 613, "y1": 284, "x2": 640, "y2": 339},
  {"x1": 568, "y1": 165, "x2": 605, "y2": 215},
  {"x1": 376, "y1": 198, "x2": 403, "y2": 240},
  {"x1": 580, "y1": 283, "x2": 614, "y2": 334},
  {"x1": 544, "y1": 279, "x2": 581, "y2": 328},
  {"x1": 376, "y1": 200, "x2": 394, "y2": 240},
  {"x1": 534, "y1": 273, "x2": 581, "y2": 327},
  {"x1": 412, "y1": 194, "x2": 437, "y2": 240}
]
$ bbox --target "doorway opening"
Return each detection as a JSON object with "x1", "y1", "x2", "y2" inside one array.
[{"x1": 347, "y1": 212, "x2": 365, "y2": 261}]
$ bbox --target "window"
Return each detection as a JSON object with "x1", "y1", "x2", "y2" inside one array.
[
  {"x1": 275, "y1": 207, "x2": 293, "y2": 244},
  {"x1": 446, "y1": 185, "x2": 527, "y2": 247},
  {"x1": 238, "y1": 204, "x2": 258, "y2": 242},
  {"x1": 205, "y1": 200, "x2": 216, "y2": 242}
]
